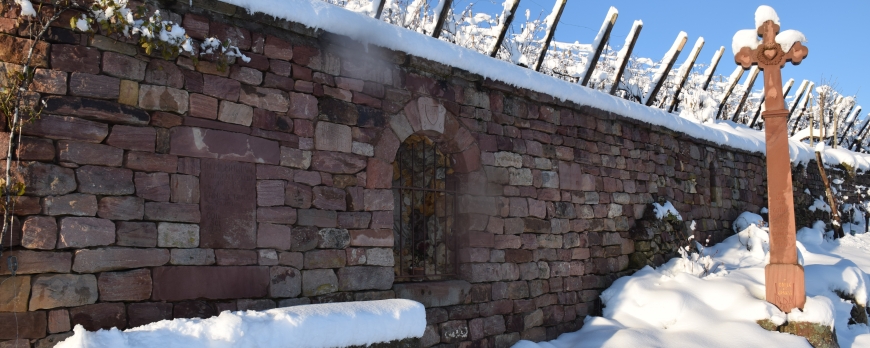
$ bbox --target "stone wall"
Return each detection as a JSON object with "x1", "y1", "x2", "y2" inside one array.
[{"x1": 1, "y1": 1, "x2": 854, "y2": 347}]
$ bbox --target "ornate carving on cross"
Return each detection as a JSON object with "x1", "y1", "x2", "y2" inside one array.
[{"x1": 732, "y1": 6, "x2": 809, "y2": 312}]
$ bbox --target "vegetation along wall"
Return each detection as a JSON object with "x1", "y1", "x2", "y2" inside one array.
[{"x1": 0, "y1": 1, "x2": 866, "y2": 347}]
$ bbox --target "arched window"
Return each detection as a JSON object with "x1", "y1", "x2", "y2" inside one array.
[{"x1": 393, "y1": 134, "x2": 456, "y2": 281}]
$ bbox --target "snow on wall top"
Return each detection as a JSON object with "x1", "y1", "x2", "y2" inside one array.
[
  {"x1": 221, "y1": 0, "x2": 870, "y2": 171},
  {"x1": 56, "y1": 299, "x2": 426, "y2": 348}
]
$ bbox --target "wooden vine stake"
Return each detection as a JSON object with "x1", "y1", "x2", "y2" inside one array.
[
  {"x1": 668, "y1": 37, "x2": 705, "y2": 112},
  {"x1": 730, "y1": 65, "x2": 759, "y2": 122},
  {"x1": 488, "y1": 0, "x2": 521, "y2": 57},
  {"x1": 815, "y1": 151, "x2": 844, "y2": 238},
  {"x1": 789, "y1": 81, "x2": 814, "y2": 136},
  {"x1": 701, "y1": 46, "x2": 725, "y2": 90},
  {"x1": 579, "y1": 7, "x2": 618, "y2": 86},
  {"x1": 430, "y1": 0, "x2": 454, "y2": 38},
  {"x1": 533, "y1": 0, "x2": 567, "y2": 71},
  {"x1": 715, "y1": 66, "x2": 745, "y2": 119},
  {"x1": 609, "y1": 20, "x2": 643, "y2": 95},
  {"x1": 643, "y1": 32, "x2": 687, "y2": 107}
]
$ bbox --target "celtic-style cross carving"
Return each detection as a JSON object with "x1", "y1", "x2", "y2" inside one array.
[{"x1": 732, "y1": 6, "x2": 808, "y2": 312}]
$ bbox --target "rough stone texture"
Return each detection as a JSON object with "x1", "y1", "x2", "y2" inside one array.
[
  {"x1": 116, "y1": 221, "x2": 157, "y2": 247},
  {"x1": 21, "y1": 216, "x2": 57, "y2": 250},
  {"x1": 57, "y1": 217, "x2": 115, "y2": 249},
  {"x1": 0, "y1": 275, "x2": 30, "y2": 312},
  {"x1": 29, "y1": 274, "x2": 98, "y2": 310},
  {"x1": 394, "y1": 280, "x2": 473, "y2": 308},
  {"x1": 58, "y1": 141, "x2": 123, "y2": 166},
  {"x1": 157, "y1": 222, "x2": 200, "y2": 248},
  {"x1": 98, "y1": 196, "x2": 145, "y2": 220},
  {"x1": 139, "y1": 85, "x2": 189, "y2": 114},
  {"x1": 315, "y1": 122, "x2": 352, "y2": 153},
  {"x1": 170, "y1": 248, "x2": 216, "y2": 265},
  {"x1": 128, "y1": 302, "x2": 173, "y2": 327},
  {"x1": 170, "y1": 126, "x2": 280, "y2": 164},
  {"x1": 0, "y1": 311, "x2": 46, "y2": 339},
  {"x1": 270, "y1": 266, "x2": 302, "y2": 298},
  {"x1": 337, "y1": 266, "x2": 394, "y2": 291},
  {"x1": 76, "y1": 165, "x2": 134, "y2": 195},
  {"x1": 69, "y1": 302, "x2": 127, "y2": 331},
  {"x1": 218, "y1": 100, "x2": 254, "y2": 126},
  {"x1": 151, "y1": 266, "x2": 270, "y2": 301},
  {"x1": 48, "y1": 308, "x2": 71, "y2": 333},
  {"x1": 302, "y1": 269, "x2": 338, "y2": 296},
  {"x1": 0, "y1": 250, "x2": 71, "y2": 275},
  {"x1": 98, "y1": 269, "x2": 152, "y2": 301},
  {"x1": 257, "y1": 223, "x2": 292, "y2": 250},
  {"x1": 200, "y1": 159, "x2": 257, "y2": 248},
  {"x1": 72, "y1": 248, "x2": 169, "y2": 273}
]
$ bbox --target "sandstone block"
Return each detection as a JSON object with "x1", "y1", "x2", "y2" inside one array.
[
  {"x1": 76, "y1": 165, "x2": 134, "y2": 195},
  {"x1": 239, "y1": 85, "x2": 289, "y2": 113},
  {"x1": 0, "y1": 311, "x2": 46, "y2": 339},
  {"x1": 264, "y1": 35, "x2": 293, "y2": 60},
  {"x1": 50, "y1": 44, "x2": 99, "y2": 73},
  {"x1": 102, "y1": 52, "x2": 146, "y2": 80},
  {"x1": 257, "y1": 206, "x2": 297, "y2": 224},
  {"x1": 106, "y1": 125, "x2": 156, "y2": 152},
  {"x1": 98, "y1": 268, "x2": 152, "y2": 301},
  {"x1": 0, "y1": 250, "x2": 71, "y2": 275},
  {"x1": 157, "y1": 222, "x2": 200, "y2": 248},
  {"x1": 170, "y1": 127, "x2": 280, "y2": 164},
  {"x1": 199, "y1": 159, "x2": 257, "y2": 248},
  {"x1": 72, "y1": 248, "x2": 169, "y2": 273},
  {"x1": 312, "y1": 186, "x2": 346, "y2": 211},
  {"x1": 218, "y1": 100, "x2": 254, "y2": 126},
  {"x1": 98, "y1": 196, "x2": 145, "y2": 221},
  {"x1": 58, "y1": 141, "x2": 123, "y2": 166},
  {"x1": 22, "y1": 114, "x2": 107, "y2": 143},
  {"x1": 349, "y1": 229, "x2": 392, "y2": 247},
  {"x1": 139, "y1": 85, "x2": 189, "y2": 114},
  {"x1": 296, "y1": 209, "x2": 336, "y2": 228},
  {"x1": 257, "y1": 223, "x2": 292, "y2": 250},
  {"x1": 48, "y1": 309, "x2": 70, "y2": 333},
  {"x1": 365, "y1": 248, "x2": 394, "y2": 266},
  {"x1": 69, "y1": 72, "x2": 120, "y2": 99},
  {"x1": 337, "y1": 266, "x2": 394, "y2": 291},
  {"x1": 57, "y1": 217, "x2": 114, "y2": 248},
  {"x1": 135, "y1": 172, "x2": 171, "y2": 202},
  {"x1": 69, "y1": 302, "x2": 127, "y2": 331},
  {"x1": 170, "y1": 248, "x2": 216, "y2": 265},
  {"x1": 280, "y1": 147, "x2": 311, "y2": 169},
  {"x1": 315, "y1": 122, "x2": 352, "y2": 153},
  {"x1": 363, "y1": 189, "x2": 393, "y2": 211},
  {"x1": 144, "y1": 202, "x2": 200, "y2": 223},
  {"x1": 289, "y1": 92, "x2": 318, "y2": 119},
  {"x1": 270, "y1": 266, "x2": 302, "y2": 298},
  {"x1": 0, "y1": 275, "x2": 30, "y2": 312},
  {"x1": 170, "y1": 174, "x2": 200, "y2": 204},
  {"x1": 21, "y1": 216, "x2": 57, "y2": 250},
  {"x1": 215, "y1": 249, "x2": 258, "y2": 266},
  {"x1": 145, "y1": 59, "x2": 184, "y2": 88},
  {"x1": 126, "y1": 152, "x2": 178, "y2": 173},
  {"x1": 128, "y1": 302, "x2": 172, "y2": 328},
  {"x1": 202, "y1": 74, "x2": 241, "y2": 101},
  {"x1": 12, "y1": 162, "x2": 76, "y2": 196},
  {"x1": 44, "y1": 193, "x2": 98, "y2": 216},
  {"x1": 304, "y1": 249, "x2": 347, "y2": 269},
  {"x1": 189, "y1": 93, "x2": 219, "y2": 119},
  {"x1": 43, "y1": 96, "x2": 149, "y2": 125},
  {"x1": 302, "y1": 269, "x2": 338, "y2": 296},
  {"x1": 151, "y1": 266, "x2": 269, "y2": 301},
  {"x1": 29, "y1": 274, "x2": 98, "y2": 310},
  {"x1": 31, "y1": 68, "x2": 68, "y2": 95},
  {"x1": 257, "y1": 180, "x2": 284, "y2": 206}
]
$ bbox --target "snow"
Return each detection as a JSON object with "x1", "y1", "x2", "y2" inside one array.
[
  {"x1": 56, "y1": 299, "x2": 425, "y2": 348},
  {"x1": 16, "y1": 0, "x2": 36, "y2": 17},
  {"x1": 809, "y1": 196, "x2": 832, "y2": 213},
  {"x1": 221, "y1": 0, "x2": 870, "y2": 171},
  {"x1": 613, "y1": 20, "x2": 642, "y2": 70},
  {"x1": 516, "y1": 213, "x2": 870, "y2": 348},
  {"x1": 755, "y1": 5, "x2": 781, "y2": 29},
  {"x1": 652, "y1": 201, "x2": 681, "y2": 220},
  {"x1": 733, "y1": 211, "x2": 766, "y2": 232},
  {"x1": 732, "y1": 29, "x2": 760, "y2": 56},
  {"x1": 578, "y1": 7, "x2": 617, "y2": 83}
]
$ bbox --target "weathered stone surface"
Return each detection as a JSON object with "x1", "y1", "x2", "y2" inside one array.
[
  {"x1": 128, "y1": 302, "x2": 172, "y2": 327},
  {"x1": 297, "y1": 209, "x2": 337, "y2": 228},
  {"x1": 171, "y1": 174, "x2": 200, "y2": 204},
  {"x1": 170, "y1": 127, "x2": 280, "y2": 164},
  {"x1": 302, "y1": 269, "x2": 338, "y2": 296},
  {"x1": 365, "y1": 248, "x2": 394, "y2": 266},
  {"x1": 151, "y1": 266, "x2": 270, "y2": 301},
  {"x1": 202, "y1": 74, "x2": 241, "y2": 101},
  {"x1": 106, "y1": 125, "x2": 157, "y2": 152},
  {"x1": 48, "y1": 308, "x2": 71, "y2": 333},
  {"x1": 315, "y1": 122, "x2": 352, "y2": 153},
  {"x1": 173, "y1": 300, "x2": 217, "y2": 320},
  {"x1": 115, "y1": 221, "x2": 157, "y2": 248},
  {"x1": 139, "y1": 85, "x2": 189, "y2": 114},
  {"x1": 312, "y1": 186, "x2": 347, "y2": 211},
  {"x1": 29, "y1": 274, "x2": 98, "y2": 310},
  {"x1": 157, "y1": 222, "x2": 200, "y2": 248},
  {"x1": 126, "y1": 152, "x2": 178, "y2": 173},
  {"x1": 364, "y1": 189, "x2": 393, "y2": 211},
  {"x1": 0, "y1": 250, "x2": 71, "y2": 275},
  {"x1": 200, "y1": 159, "x2": 257, "y2": 248},
  {"x1": 21, "y1": 114, "x2": 107, "y2": 143},
  {"x1": 270, "y1": 266, "x2": 302, "y2": 298},
  {"x1": 98, "y1": 269, "x2": 152, "y2": 301},
  {"x1": 102, "y1": 52, "x2": 146, "y2": 80},
  {"x1": 286, "y1": 182, "x2": 313, "y2": 209},
  {"x1": 350, "y1": 229, "x2": 393, "y2": 247},
  {"x1": 318, "y1": 228, "x2": 350, "y2": 249},
  {"x1": 170, "y1": 248, "x2": 216, "y2": 265},
  {"x1": 257, "y1": 206, "x2": 297, "y2": 224},
  {"x1": 58, "y1": 141, "x2": 123, "y2": 166},
  {"x1": 135, "y1": 172, "x2": 171, "y2": 202},
  {"x1": 72, "y1": 248, "x2": 169, "y2": 273},
  {"x1": 76, "y1": 165, "x2": 134, "y2": 195},
  {"x1": 43, "y1": 96, "x2": 150, "y2": 125},
  {"x1": 0, "y1": 311, "x2": 46, "y2": 339},
  {"x1": 12, "y1": 162, "x2": 76, "y2": 196},
  {"x1": 218, "y1": 100, "x2": 254, "y2": 126},
  {"x1": 21, "y1": 216, "x2": 57, "y2": 250},
  {"x1": 0, "y1": 275, "x2": 30, "y2": 312},
  {"x1": 69, "y1": 72, "x2": 120, "y2": 99},
  {"x1": 32, "y1": 68, "x2": 68, "y2": 95},
  {"x1": 215, "y1": 249, "x2": 258, "y2": 265},
  {"x1": 257, "y1": 223, "x2": 292, "y2": 250},
  {"x1": 0, "y1": 134, "x2": 54, "y2": 161},
  {"x1": 145, "y1": 59, "x2": 184, "y2": 88},
  {"x1": 304, "y1": 249, "x2": 347, "y2": 269},
  {"x1": 98, "y1": 196, "x2": 145, "y2": 220},
  {"x1": 57, "y1": 217, "x2": 115, "y2": 248},
  {"x1": 280, "y1": 147, "x2": 311, "y2": 169},
  {"x1": 393, "y1": 280, "x2": 471, "y2": 308},
  {"x1": 44, "y1": 193, "x2": 98, "y2": 216},
  {"x1": 337, "y1": 266, "x2": 394, "y2": 291},
  {"x1": 69, "y1": 302, "x2": 127, "y2": 331},
  {"x1": 190, "y1": 93, "x2": 219, "y2": 119},
  {"x1": 240, "y1": 85, "x2": 290, "y2": 112},
  {"x1": 119, "y1": 79, "x2": 139, "y2": 106},
  {"x1": 257, "y1": 180, "x2": 284, "y2": 206},
  {"x1": 310, "y1": 151, "x2": 366, "y2": 174}
]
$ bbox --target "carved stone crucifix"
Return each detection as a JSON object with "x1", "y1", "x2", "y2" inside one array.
[{"x1": 733, "y1": 7, "x2": 809, "y2": 312}]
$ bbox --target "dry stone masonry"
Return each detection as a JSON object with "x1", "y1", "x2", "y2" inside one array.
[{"x1": 0, "y1": 1, "x2": 865, "y2": 347}]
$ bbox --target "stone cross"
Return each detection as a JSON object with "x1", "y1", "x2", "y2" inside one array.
[{"x1": 733, "y1": 7, "x2": 809, "y2": 312}]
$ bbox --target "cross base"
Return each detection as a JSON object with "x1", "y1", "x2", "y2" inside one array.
[{"x1": 765, "y1": 263, "x2": 806, "y2": 312}]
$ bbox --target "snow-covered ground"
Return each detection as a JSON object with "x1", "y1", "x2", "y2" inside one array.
[
  {"x1": 55, "y1": 299, "x2": 425, "y2": 348},
  {"x1": 516, "y1": 212, "x2": 870, "y2": 348}
]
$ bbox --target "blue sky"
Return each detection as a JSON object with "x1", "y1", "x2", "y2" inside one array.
[{"x1": 464, "y1": 0, "x2": 868, "y2": 106}]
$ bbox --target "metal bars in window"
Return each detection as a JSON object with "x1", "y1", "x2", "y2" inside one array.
[{"x1": 393, "y1": 135, "x2": 456, "y2": 281}]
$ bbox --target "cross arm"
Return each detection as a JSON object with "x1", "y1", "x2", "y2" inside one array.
[
  {"x1": 783, "y1": 41, "x2": 809, "y2": 66},
  {"x1": 735, "y1": 47, "x2": 758, "y2": 69}
]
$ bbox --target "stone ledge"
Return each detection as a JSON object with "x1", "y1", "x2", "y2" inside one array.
[{"x1": 394, "y1": 280, "x2": 472, "y2": 308}]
